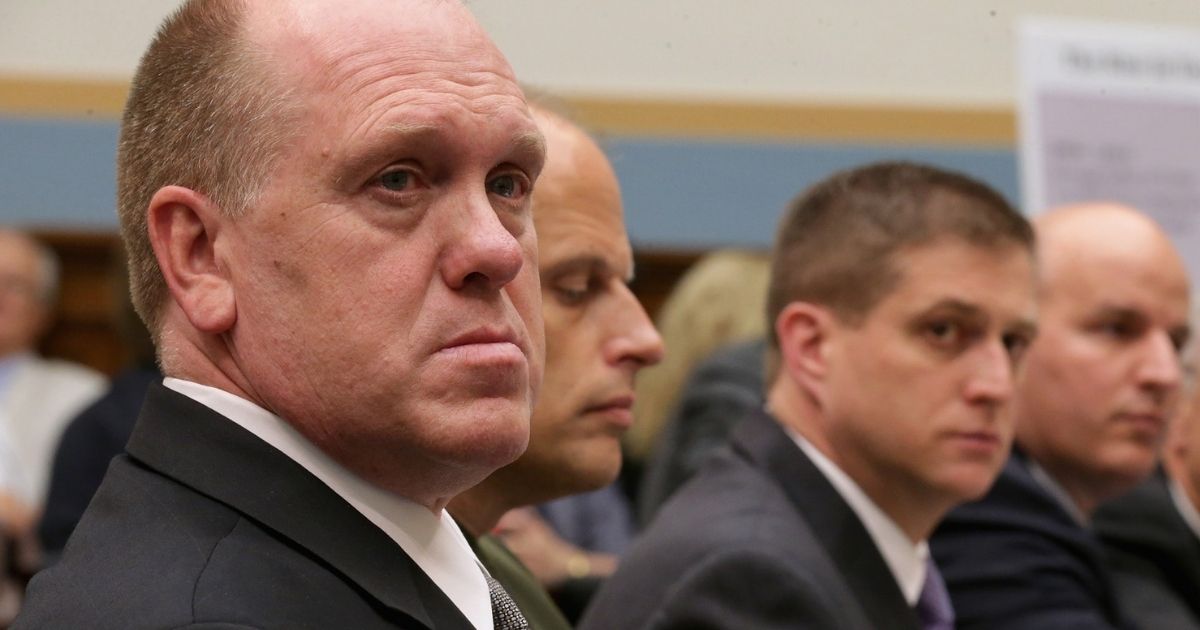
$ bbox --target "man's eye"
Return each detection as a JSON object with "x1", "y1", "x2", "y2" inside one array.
[
  {"x1": 925, "y1": 321, "x2": 960, "y2": 344},
  {"x1": 379, "y1": 170, "x2": 411, "y2": 191},
  {"x1": 1002, "y1": 332, "x2": 1031, "y2": 362},
  {"x1": 488, "y1": 174, "x2": 521, "y2": 198},
  {"x1": 1099, "y1": 320, "x2": 1138, "y2": 340},
  {"x1": 552, "y1": 274, "x2": 594, "y2": 305}
]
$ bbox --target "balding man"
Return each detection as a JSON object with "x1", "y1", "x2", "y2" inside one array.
[
  {"x1": 449, "y1": 105, "x2": 663, "y2": 628},
  {"x1": 932, "y1": 204, "x2": 1191, "y2": 629},
  {"x1": 18, "y1": 1, "x2": 546, "y2": 628},
  {"x1": 0, "y1": 230, "x2": 104, "y2": 516}
]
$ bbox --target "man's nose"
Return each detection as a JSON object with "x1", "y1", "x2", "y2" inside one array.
[
  {"x1": 963, "y1": 340, "x2": 1015, "y2": 405},
  {"x1": 603, "y1": 284, "x2": 665, "y2": 369},
  {"x1": 440, "y1": 197, "x2": 526, "y2": 293},
  {"x1": 1137, "y1": 330, "x2": 1183, "y2": 393}
]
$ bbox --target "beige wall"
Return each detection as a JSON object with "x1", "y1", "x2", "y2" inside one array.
[{"x1": 1, "y1": 1, "x2": 1197, "y2": 107}]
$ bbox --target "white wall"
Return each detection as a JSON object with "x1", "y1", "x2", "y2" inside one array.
[{"x1": 1, "y1": 1, "x2": 1196, "y2": 107}]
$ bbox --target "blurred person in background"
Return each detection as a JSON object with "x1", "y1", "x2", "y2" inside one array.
[
  {"x1": 0, "y1": 230, "x2": 105, "y2": 517},
  {"x1": 631, "y1": 251, "x2": 770, "y2": 523},
  {"x1": 0, "y1": 228, "x2": 104, "y2": 624}
]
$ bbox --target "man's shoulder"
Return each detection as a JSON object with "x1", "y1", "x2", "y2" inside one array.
[
  {"x1": 932, "y1": 454, "x2": 1130, "y2": 629},
  {"x1": 21, "y1": 454, "x2": 425, "y2": 629},
  {"x1": 581, "y1": 449, "x2": 865, "y2": 630},
  {"x1": 19, "y1": 454, "x2": 250, "y2": 627},
  {"x1": 1094, "y1": 470, "x2": 1179, "y2": 548},
  {"x1": 940, "y1": 454, "x2": 1077, "y2": 533}
]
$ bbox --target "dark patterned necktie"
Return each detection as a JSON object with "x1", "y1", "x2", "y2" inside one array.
[
  {"x1": 916, "y1": 557, "x2": 955, "y2": 630},
  {"x1": 485, "y1": 572, "x2": 530, "y2": 630}
]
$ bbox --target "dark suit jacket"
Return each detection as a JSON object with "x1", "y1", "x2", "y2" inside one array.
[
  {"x1": 38, "y1": 365, "x2": 160, "y2": 562},
  {"x1": 931, "y1": 449, "x2": 1134, "y2": 630},
  {"x1": 16, "y1": 383, "x2": 475, "y2": 629},
  {"x1": 637, "y1": 339, "x2": 765, "y2": 526},
  {"x1": 579, "y1": 409, "x2": 920, "y2": 630},
  {"x1": 1094, "y1": 468, "x2": 1200, "y2": 629}
]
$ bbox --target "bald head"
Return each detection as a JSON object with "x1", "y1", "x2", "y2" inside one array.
[
  {"x1": 1034, "y1": 203, "x2": 1189, "y2": 300},
  {"x1": 1017, "y1": 202, "x2": 1191, "y2": 515}
]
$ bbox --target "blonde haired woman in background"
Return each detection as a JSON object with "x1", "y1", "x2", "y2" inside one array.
[{"x1": 628, "y1": 250, "x2": 771, "y2": 522}]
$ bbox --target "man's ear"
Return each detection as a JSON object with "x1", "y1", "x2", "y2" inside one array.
[
  {"x1": 146, "y1": 186, "x2": 236, "y2": 334},
  {"x1": 775, "y1": 301, "x2": 835, "y2": 393}
]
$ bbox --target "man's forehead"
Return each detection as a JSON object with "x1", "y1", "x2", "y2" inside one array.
[
  {"x1": 879, "y1": 241, "x2": 1035, "y2": 313},
  {"x1": 247, "y1": 0, "x2": 515, "y2": 88},
  {"x1": 1045, "y1": 245, "x2": 1189, "y2": 316}
]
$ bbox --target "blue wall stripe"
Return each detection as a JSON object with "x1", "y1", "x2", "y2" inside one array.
[
  {"x1": 0, "y1": 117, "x2": 119, "y2": 228},
  {"x1": 0, "y1": 118, "x2": 1018, "y2": 248}
]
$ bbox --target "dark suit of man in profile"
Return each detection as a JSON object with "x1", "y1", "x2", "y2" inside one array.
[{"x1": 17, "y1": 0, "x2": 549, "y2": 628}]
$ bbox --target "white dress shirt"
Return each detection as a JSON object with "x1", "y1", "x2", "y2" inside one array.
[
  {"x1": 787, "y1": 428, "x2": 928, "y2": 605},
  {"x1": 164, "y1": 378, "x2": 493, "y2": 630}
]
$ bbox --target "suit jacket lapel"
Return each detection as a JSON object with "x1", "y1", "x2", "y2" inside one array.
[
  {"x1": 126, "y1": 383, "x2": 471, "y2": 629},
  {"x1": 729, "y1": 409, "x2": 920, "y2": 630}
]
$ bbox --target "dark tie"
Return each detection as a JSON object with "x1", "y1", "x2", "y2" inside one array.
[
  {"x1": 916, "y1": 557, "x2": 955, "y2": 630},
  {"x1": 485, "y1": 572, "x2": 530, "y2": 630}
]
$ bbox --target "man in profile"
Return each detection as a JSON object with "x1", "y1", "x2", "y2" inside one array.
[
  {"x1": 933, "y1": 203, "x2": 1190, "y2": 629},
  {"x1": 18, "y1": 0, "x2": 547, "y2": 628},
  {"x1": 580, "y1": 162, "x2": 1038, "y2": 629},
  {"x1": 448, "y1": 104, "x2": 663, "y2": 628}
]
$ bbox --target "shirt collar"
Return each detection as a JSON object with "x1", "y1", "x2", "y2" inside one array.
[
  {"x1": 1168, "y1": 475, "x2": 1200, "y2": 541},
  {"x1": 1026, "y1": 459, "x2": 1089, "y2": 526},
  {"x1": 787, "y1": 428, "x2": 928, "y2": 605},
  {"x1": 163, "y1": 377, "x2": 493, "y2": 630}
]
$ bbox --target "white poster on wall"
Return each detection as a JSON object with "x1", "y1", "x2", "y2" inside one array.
[{"x1": 1018, "y1": 18, "x2": 1200, "y2": 277}]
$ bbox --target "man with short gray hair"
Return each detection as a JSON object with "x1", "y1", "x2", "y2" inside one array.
[{"x1": 18, "y1": 0, "x2": 547, "y2": 628}]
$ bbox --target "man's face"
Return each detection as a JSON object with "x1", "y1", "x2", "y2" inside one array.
[
  {"x1": 0, "y1": 234, "x2": 47, "y2": 358},
  {"x1": 220, "y1": 2, "x2": 546, "y2": 494},
  {"x1": 822, "y1": 240, "x2": 1037, "y2": 505},
  {"x1": 500, "y1": 115, "x2": 664, "y2": 498},
  {"x1": 1017, "y1": 234, "x2": 1190, "y2": 495}
]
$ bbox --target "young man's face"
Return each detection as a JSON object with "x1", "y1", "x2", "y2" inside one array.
[{"x1": 821, "y1": 239, "x2": 1037, "y2": 507}]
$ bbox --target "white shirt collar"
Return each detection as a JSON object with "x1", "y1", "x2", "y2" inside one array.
[
  {"x1": 1168, "y1": 475, "x2": 1200, "y2": 541},
  {"x1": 1026, "y1": 459, "x2": 1088, "y2": 526},
  {"x1": 786, "y1": 428, "x2": 928, "y2": 605},
  {"x1": 163, "y1": 378, "x2": 493, "y2": 630}
]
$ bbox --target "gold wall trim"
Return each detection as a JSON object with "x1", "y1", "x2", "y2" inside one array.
[
  {"x1": 0, "y1": 76, "x2": 1015, "y2": 145},
  {"x1": 569, "y1": 97, "x2": 1015, "y2": 146},
  {"x1": 0, "y1": 76, "x2": 129, "y2": 118}
]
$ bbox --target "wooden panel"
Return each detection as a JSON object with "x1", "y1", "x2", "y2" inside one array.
[
  {"x1": 29, "y1": 230, "x2": 127, "y2": 377},
  {"x1": 630, "y1": 249, "x2": 704, "y2": 322}
]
